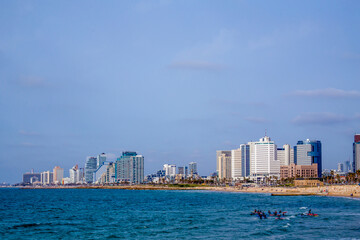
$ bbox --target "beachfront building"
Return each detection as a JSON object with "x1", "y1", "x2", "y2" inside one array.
[
  {"x1": 85, "y1": 156, "x2": 97, "y2": 183},
  {"x1": 276, "y1": 144, "x2": 294, "y2": 166},
  {"x1": 22, "y1": 170, "x2": 41, "y2": 184},
  {"x1": 105, "y1": 162, "x2": 116, "y2": 183},
  {"x1": 280, "y1": 163, "x2": 318, "y2": 179},
  {"x1": 163, "y1": 164, "x2": 176, "y2": 177},
  {"x1": 217, "y1": 150, "x2": 232, "y2": 180},
  {"x1": 41, "y1": 171, "x2": 53, "y2": 185},
  {"x1": 231, "y1": 147, "x2": 242, "y2": 180},
  {"x1": 189, "y1": 162, "x2": 197, "y2": 175},
  {"x1": 250, "y1": 136, "x2": 280, "y2": 181},
  {"x1": 53, "y1": 166, "x2": 64, "y2": 184},
  {"x1": 353, "y1": 134, "x2": 360, "y2": 172},
  {"x1": 231, "y1": 144, "x2": 250, "y2": 180},
  {"x1": 69, "y1": 164, "x2": 81, "y2": 184},
  {"x1": 294, "y1": 139, "x2": 322, "y2": 177},
  {"x1": 115, "y1": 151, "x2": 144, "y2": 184}
]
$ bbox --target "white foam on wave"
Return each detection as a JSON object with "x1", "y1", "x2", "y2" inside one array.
[
  {"x1": 299, "y1": 207, "x2": 307, "y2": 209},
  {"x1": 283, "y1": 223, "x2": 291, "y2": 228}
]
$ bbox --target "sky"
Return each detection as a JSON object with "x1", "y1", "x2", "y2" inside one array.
[{"x1": 0, "y1": 0, "x2": 360, "y2": 183}]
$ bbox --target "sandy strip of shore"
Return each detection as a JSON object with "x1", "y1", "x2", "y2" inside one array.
[{"x1": 21, "y1": 184, "x2": 360, "y2": 198}]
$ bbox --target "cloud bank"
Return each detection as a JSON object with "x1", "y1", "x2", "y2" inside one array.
[
  {"x1": 292, "y1": 112, "x2": 353, "y2": 125},
  {"x1": 289, "y1": 88, "x2": 360, "y2": 98}
]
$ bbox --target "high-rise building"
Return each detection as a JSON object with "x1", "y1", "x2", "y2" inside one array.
[
  {"x1": 85, "y1": 156, "x2": 97, "y2": 183},
  {"x1": 337, "y1": 163, "x2": 344, "y2": 173},
  {"x1": 41, "y1": 171, "x2": 53, "y2": 185},
  {"x1": 231, "y1": 147, "x2": 242, "y2": 180},
  {"x1": 277, "y1": 144, "x2": 293, "y2": 166},
  {"x1": 178, "y1": 166, "x2": 184, "y2": 175},
  {"x1": 163, "y1": 164, "x2": 176, "y2": 177},
  {"x1": 353, "y1": 134, "x2": 360, "y2": 172},
  {"x1": 250, "y1": 136, "x2": 280, "y2": 179},
  {"x1": 345, "y1": 160, "x2": 351, "y2": 173},
  {"x1": 69, "y1": 164, "x2": 81, "y2": 184},
  {"x1": 216, "y1": 150, "x2": 232, "y2": 180},
  {"x1": 189, "y1": 162, "x2": 197, "y2": 175},
  {"x1": 294, "y1": 139, "x2": 322, "y2": 177},
  {"x1": 231, "y1": 145, "x2": 250, "y2": 179},
  {"x1": 97, "y1": 153, "x2": 106, "y2": 168},
  {"x1": 106, "y1": 162, "x2": 116, "y2": 183},
  {"x1": 115, "y1": 152, "x2": 144, "y2": 184},
  {"x1": 22, "y1": 170, "x2": 40, "y2": 184},
  {"x1": 53, "y1": 166, "x2": 64, "y2": 184},
  {"x1": 240, "y1": 144, "x2": 251, "y2": 177}
]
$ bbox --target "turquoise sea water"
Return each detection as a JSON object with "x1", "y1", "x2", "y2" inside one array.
[{"x1": 0, "y1": 188, "x2": 360, "y2": 239}]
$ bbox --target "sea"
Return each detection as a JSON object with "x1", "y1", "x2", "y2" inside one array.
[{"x1": 0, "y1": 188, "x2": 359, "y2": 239}]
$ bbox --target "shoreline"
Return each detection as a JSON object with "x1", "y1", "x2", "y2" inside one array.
[{"x1": 18, "y1": 184, "x2": 360, "y2": 198}]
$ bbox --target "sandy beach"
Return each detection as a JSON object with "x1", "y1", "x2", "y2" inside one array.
[{"x1": 22, "y1": 184, "x2": 360, "y2": 198}]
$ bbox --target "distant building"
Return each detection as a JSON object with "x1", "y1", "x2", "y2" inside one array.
[
  {"x1": 294, "y1": 139, "x2": 322, "y2": 177},
  {"x1": 280, "y1": 163, "x2": 318, "y2": 179},
  {"x1": 294, "y1": 179, "x2": 323, "y2": 187},
  {"x1": 250, "y1": 136, "x2": 280, "y2": 179},
  {"x1": 69, "y1": 165, "x2": 81, "y2": 184},
  {"x1": 345, "y1": 160, "x2": 352, "y2": 173},
  {"x1": 163, "y1": 164, "x2": 176, "y2": 177},
  {"x1": 216, "y1": 150, "x2": 232, "y2": 180},
  {"x1": 115, "y1": 152, "x2": 144, "y2": 184},
  {"x1": 97, "y1": 153, "x2": 106, "y2": 168},
  {"x1": 85, "y1": 156, "x2": 97, "y2": 183},
  {"x1": 231, "y1": 147, "x2": 242, "y2": 180},
  {"x1": 189, "y1": 162, "x2": 197, "y2": 175},
  {"x1": 106, "y1": 162, "x2": 116, "y2": 183},
  {"x1": 178, "y1": 166, "x2": 184, "y2": 175},
  {"x1": 22, "y1": 170, "x2": 40, "y2": 184},
  {"x1": 231, "y1": 144, "x2": 250, "y2": 179},
  {"x1": 353, "y1": 134, "x2": 360, "y2": 172},
  {"x1": 41, "y1": 171, "x2": 53, "y2": 185},
  {"x1": 337, "y1": 163, "x2": 344, "y2": 173},
  {"x1": 53, "y1": 166, "x2": 64, "y2": 184},
  {"x1": 277, "y1": 144, "x2": 293, "y2": 166}
]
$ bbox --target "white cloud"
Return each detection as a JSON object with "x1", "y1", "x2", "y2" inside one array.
[
  {"x1": 289, "y1": 88, "x2": 360, "y2": 98},
  {"x1": 292, "y1": 112, "x2": 351, "y2": 125}
]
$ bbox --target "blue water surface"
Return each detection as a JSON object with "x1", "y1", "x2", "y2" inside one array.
[{"x1": 0, "y1": 189, "x2": 359, "y2": 239}]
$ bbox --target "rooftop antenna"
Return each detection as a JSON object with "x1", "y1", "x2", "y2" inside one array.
[{"x1": 265, "y1": 129, "x2": 267, "y2": 137}]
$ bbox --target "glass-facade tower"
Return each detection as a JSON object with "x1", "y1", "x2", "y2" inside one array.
[{"x1": 294, "y1": 139, "x2": 322, "y2": 177}]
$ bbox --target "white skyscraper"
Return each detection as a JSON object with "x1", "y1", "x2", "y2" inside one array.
[
  {"x1": 163, "y1": 164, "x2": 176, "y2": 177},
  {"x1": 69, "y1": 165, "x2": 81, "y2": 184},
  {"x1": 250, "y1": 136, "x2": 280, "y2": 180},
  {"x1": 277, "y1": 144, "x2": 292, "y2": 166},
  {"x1": 231, "y1": 148, "x2": 242, "y2": 180}
]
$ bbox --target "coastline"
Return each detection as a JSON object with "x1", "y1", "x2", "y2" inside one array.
[{"x1": 19, "y1": 184, "x2": 360, "y2": 198}]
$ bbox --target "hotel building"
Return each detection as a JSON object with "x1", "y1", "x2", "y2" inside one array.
[{"x1": 250, "y1": 136, "x2": 280, "y2": 180}]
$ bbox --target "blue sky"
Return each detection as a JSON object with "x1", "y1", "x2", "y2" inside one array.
[{"x1": 1, "y1": 0, "x2": 360, "y2": 183}]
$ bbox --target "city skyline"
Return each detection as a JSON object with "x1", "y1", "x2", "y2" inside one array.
[{"x1": 1, "y1": 1, "x2": 360, "y2": 183}]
